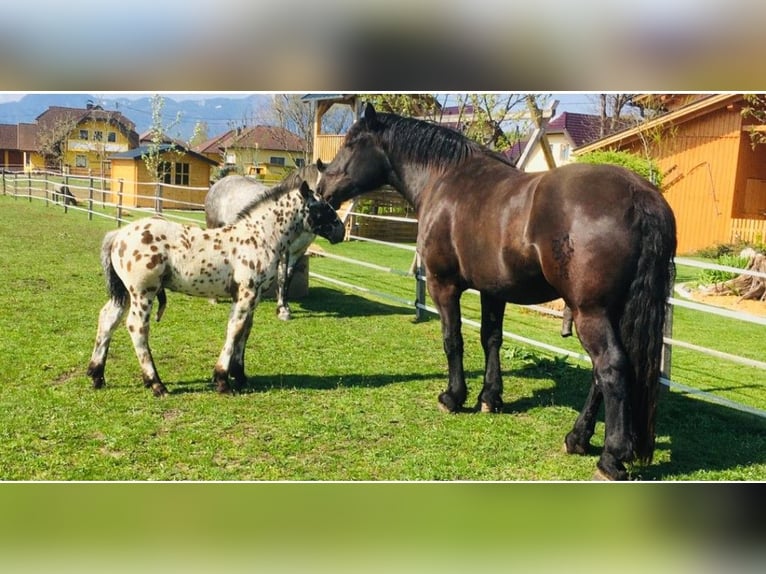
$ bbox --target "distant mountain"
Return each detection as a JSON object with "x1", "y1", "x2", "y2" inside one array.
[{"x1": 0, "y1": 93, "x2": 274, "y2": 142}]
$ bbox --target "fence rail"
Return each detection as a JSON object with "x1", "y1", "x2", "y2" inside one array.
[{"x1": 4, "y1": 174, "x2": 765, "y2": 419}]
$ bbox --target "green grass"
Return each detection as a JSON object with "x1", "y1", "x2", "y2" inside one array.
[{"x1": 1, "y1": 195, "x2": 765, "y2": 481}]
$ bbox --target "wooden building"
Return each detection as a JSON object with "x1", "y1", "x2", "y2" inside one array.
[
  {"x1": 109, "y1": 143, "x2": 217, "y2": 209},
  {"x1": 576, "y1": 94, "x2": 766, "y2": 254}
]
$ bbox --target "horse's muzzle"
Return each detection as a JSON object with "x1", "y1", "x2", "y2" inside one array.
[{"x1": 318, "y1": 222, "x2": 346, "y2": 244}]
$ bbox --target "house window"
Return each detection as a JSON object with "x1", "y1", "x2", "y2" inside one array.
[
  {"x1": 107, "y1": 132, "x2": 117, "y2": 143},
  {"x1": 79, "y1": 130, "x2": 88, "y2": 140},
  {"x1": 295, "y1": 158, "x2": 305, "y2": 168},
  {"x1": 270, "y1": 156, "x2": 286, "y2": 166},
  {"x1": 93, "y1": 130, "x2": 103, "y2": 141},
  {"x1": 559, "y1": 144, "x2": 570, "y2": 162},
  {"x1": 157, "y1": 161, "x2": 172, "y2": 184},
  {"x1": 75, "y1": 154, "x2": 87, "y2": 168},
  {"x1": 174, "y1": 162, "x2": 190, "y2": 186}
]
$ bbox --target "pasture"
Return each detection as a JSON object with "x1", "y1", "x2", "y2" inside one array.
[{"x1": 1, "y1": 195, "x2": 765, "y2": 480}]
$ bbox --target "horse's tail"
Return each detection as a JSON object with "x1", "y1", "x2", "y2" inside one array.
[
  {"x1": 100, "y1": 230, "x2": 128, "y2": 307},
  {"x1": 620, "y1": 187, "x2": 677, "y2": 464}
]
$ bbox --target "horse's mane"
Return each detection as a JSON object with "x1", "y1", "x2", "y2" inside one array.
[
  {"x1": 234, "y1": 176, "x2": 307, "y2": 222},
  {"x1": 354, "y1": 112, "x2": 518, "y2": 170}
]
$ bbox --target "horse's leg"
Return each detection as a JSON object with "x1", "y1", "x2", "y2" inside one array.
[
  {"x1": 477, "y1": 292, "x2": 506, "y2": 413},
  {"x1": 87, "y1": 298, "x2": 126, "y2": 389},
  {"x1": 275, "y1": 258, "x2": 293, "y2": 321},
  {"x1": 429, "y1": 280, "x2": 467, "y2": 413},
  {"x1": 125, "y1": 294, "x2": 167, "y2": 397},
  {"x1": 229, "y1": 307, "x2": 255, "y2": 389},
  {"x1": 564, "y1": 381, "x2": 603, "y2": 455},
  {"x1": 560, "y1": 305, "x2": 573, "y2": 337},
  {"x1": 214, "y1": 290, "x2": 257, "y2": 394},
  {"x1": 573, "y1": 310, "x2": 632, "y2": 480}
]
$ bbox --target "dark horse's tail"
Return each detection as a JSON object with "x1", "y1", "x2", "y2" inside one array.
[
  {"x1": 620, "y1": 186, "x2": 677, "y2": 463},
  {"x1": 101, "y1": 231, "x2": 128, "y2": 306},
  {"x1": 100, "y1": 231, "x2": 166, "y2": 321}
]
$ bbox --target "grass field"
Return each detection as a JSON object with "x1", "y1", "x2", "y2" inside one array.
[{"x1": 2, "y1": 195, "x2": 765, "y2": 481}]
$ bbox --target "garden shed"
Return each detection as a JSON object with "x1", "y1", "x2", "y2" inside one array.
[{"x1": 109, "y1": 143, "x2": 217, "y2": 209}]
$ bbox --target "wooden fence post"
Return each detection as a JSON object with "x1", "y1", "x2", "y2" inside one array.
[
  {"x1": 155, "y1": 183, "x2": 163, "y2": 214},
  {"x1": 660, "y1": 302, "x2": 674, "y2": 392},
  {"x1": 63, "y1": 173, "x2": 69, "y2": 214},
  {"x1": 27, "y1": 171, "x2": 32, "y2": 202},
  {"x1": 117, "y1": 179, "x2": 124, "y2": 227},
  {"x1": 88, "y1": 172, "x2": 94, "y2": 221},
  {"x1": 415, "y1": 255, "x2": 427, "y2": 322}
]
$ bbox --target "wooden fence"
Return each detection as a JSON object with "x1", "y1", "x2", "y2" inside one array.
[{"x1": 4, "y1": 172, "x2": 765, "y2": 419}]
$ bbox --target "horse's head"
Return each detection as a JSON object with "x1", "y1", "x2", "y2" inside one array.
[
  {"x1": 317, "y1": 103, "x2": 393, "y2": 209},
  {"x1": 300, "y1": 181, "x2": 345, "y2": 244}
]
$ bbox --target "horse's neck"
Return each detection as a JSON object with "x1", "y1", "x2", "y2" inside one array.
[
  {"x1": 242, "y1": 193, "x2": 305, "y2": 245},
  {"x1": 387, "y1": 162, "x2": 429, "y2": 211}
]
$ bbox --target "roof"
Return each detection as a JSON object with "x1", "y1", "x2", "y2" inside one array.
[
  {"x1": 110, "y1": 143, "x2": 218, "y2": 165},
  {"x1": 0, "y1": 124, "x2": 17, "y2": 149},
  {"x1": 546, "y1": 112, "x2": 605, "y2": 147},
  {"x1": 0, "y1": 123, "x2": 39, "y2": 150},
  {"x1": 575, "y1": 94, "x2": 742, "y2": 154},
  {"x1": 195, "y1": 125, "x2": 307, "y2": 154}
]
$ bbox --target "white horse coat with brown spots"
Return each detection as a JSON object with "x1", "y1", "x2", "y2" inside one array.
[{"x1": 87, "y1": 180, "x2": 344, "y2": 396}]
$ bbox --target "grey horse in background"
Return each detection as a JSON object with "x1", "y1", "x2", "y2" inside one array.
[{"x1": 205, "y1": 164, "x2": 327, "y2": 320}]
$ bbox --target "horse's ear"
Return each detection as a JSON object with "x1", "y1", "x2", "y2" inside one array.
[
  {"x1": 316, "y1": 159, "x2": 325, "y2": 172},
  {"x1": 363, "y1": 102, "x2": 377, "y2": 127},
  {"x1": 299, "y1": 180, "x2": 311, "y2": 200}
]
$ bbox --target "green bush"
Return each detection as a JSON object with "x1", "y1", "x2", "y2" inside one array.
[
  {"x1": 576, "y1": 149, "x2": 663, "y2": 187},
  {"x1": 698, "y1": 254, "x2": 749, "y2": 285}
]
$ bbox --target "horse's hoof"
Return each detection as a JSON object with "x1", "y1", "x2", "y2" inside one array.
[
  {"x1": 437, "y1": 392, "x2": 461, "y2": 413},
  {"x1": 592, "y1": 468, "x2": 614, "y2": 481},
  {"x1": 151, "y1": 383, "x2": 168, "y2": 397},
  {"x1": 478, "y1": 400, "x2": 503, "y2": 413},
  {"x1": 91, "y1": 378, "x2": 105, "y2": 390},
  {"x1": 437, "y1": 400, "x2": 454, "y2": 414},
  {"x1": 564, "y1": 434, "x2": 589, "y2": 455},
  {"x1": 277, "y1": 310, "x2": 292, "y2": 321}
]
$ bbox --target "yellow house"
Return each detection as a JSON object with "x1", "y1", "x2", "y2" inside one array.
[
  {"x1": 35, "y1": 104, "x2": 139, "y2": 177},
  {"x1": 110, "y1": 143, "x2": 217, "y2": 209},
  {"x1": 196, "y1": 125, "x2": 309, "y2": 182}
]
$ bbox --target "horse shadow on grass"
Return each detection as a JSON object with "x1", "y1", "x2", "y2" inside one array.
[
  {"x1": 290, "y1": 287, "x2": 417, "y2": 319},
  {"x1": 497, "y1": 355, "x2": 766, "y2": 480},
  {"x1": 169, "y1": 369, "x2": 481, "y2": 395}
]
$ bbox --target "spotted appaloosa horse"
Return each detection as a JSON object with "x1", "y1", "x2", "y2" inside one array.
[
  {"x1": 205, "y1": 165, "x2": 325, "y2": 321},
  {"x1": 318, "y1": 103, "x2": 677, "y2": 480},
  {"x1": 87, "y1": 180, "x2": 345, "y2": 396}
]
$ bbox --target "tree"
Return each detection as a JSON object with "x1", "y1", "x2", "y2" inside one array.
[
  {"x1": 254, "y1": 94, "x2": 315, "y2": 164},
  {"x1": 37, "y1": 113, "x2": 79, "y2": 171},
  {"x1": 362, "y1": 93, "x2": 537, "y2": 151},
  {"x1": 142, "y1": 94, "x2": 183, "y2": 185}
]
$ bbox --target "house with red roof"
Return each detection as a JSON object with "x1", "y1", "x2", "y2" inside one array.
[{"x1": 195, "y1": 125, "x2": 308, "y2": 181}]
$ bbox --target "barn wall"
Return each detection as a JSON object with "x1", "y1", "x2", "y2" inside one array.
[{"x1": 623, "y1": 105, "x2": 743, "y2": 253}]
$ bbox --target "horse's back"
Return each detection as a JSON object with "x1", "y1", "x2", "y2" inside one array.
[
  {"x1": 528, "y1": 163, "x2": 673, "y2": 303},
  {"x1": 205, "y1": 175, "x2": 269, "y2": 228}
]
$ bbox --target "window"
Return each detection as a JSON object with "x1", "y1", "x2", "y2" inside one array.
[
  {"x1": 270, "y1": 156, "x2": 286, "y2": 166},
  {"x1": 157, "y1": 161, "x2": 172, "y2": 184},
  {"x1": 93, "y1": 130, "x2": 103, "y2": 141},
  {"x1": 295, "y1": 158, "x2": 305, "y2": 168},
  {"x1": 174, "y1": 162, "x2": 190, "y2": 186},
  {"x1": 79, "y1": 130, "x2": 88, "y2": 140},
  {"x1": 559, "y1": 144, "x2": 571, "y2": 162},
  {"x1": 75, "y1": 155, "x2": 87, "y2": 168},
  {"x1": 107, "y1": 132, "x2": 116, "y2": 143}
]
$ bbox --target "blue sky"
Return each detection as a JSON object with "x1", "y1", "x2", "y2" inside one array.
[{"x1": 0, "y1": 92, "x2": 600, "y2": 116}]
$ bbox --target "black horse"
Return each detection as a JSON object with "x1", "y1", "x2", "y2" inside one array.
[{"x1": 317, "y1": 103, "x2": 677, "y2": 480}]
